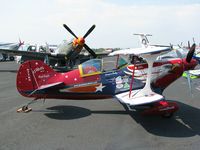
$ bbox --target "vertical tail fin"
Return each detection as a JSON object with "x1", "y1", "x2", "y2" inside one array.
[
  {"x1": 16, "y1": 60, "x2": 58, "y2": 97},
  {"x1": 134, "y1": 33, "x2": 152, "y2": 48},
  {"x1": 18, "y1": 38, "x2": 24, "y2": 47}
]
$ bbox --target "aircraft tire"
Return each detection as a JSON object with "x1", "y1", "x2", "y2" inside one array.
[
  {"x1": 161, "y1": 112, "x2": 173, "y2": 118},
  {"x1": 9, "y1": 56, "x2": 15, "y2": 61},
  {"x1": 22, "y1": 106, "x2": 28, "y2": 111}
]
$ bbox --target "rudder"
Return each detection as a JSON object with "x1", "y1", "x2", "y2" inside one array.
[{"x1": 16, "y1": 60, "x2": 57, "y2": 97}]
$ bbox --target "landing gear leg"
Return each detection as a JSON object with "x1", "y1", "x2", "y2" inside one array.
[
  {"x1": 17, "y1": 98, "x2": 38, "y2": 113},
  {"x1": 126, "y1": 104, "x2": 136, "y2": 111}
]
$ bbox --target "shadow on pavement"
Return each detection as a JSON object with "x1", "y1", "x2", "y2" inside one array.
[{"x1": 42, "y1": 100, "x2": 200, "y2": 138}]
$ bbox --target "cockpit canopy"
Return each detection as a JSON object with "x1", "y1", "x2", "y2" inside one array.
[{"x1": 79, "y1": 56, "x2": 128, "y2": 77}]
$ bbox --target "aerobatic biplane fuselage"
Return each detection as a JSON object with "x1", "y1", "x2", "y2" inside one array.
[{"x1": 17, "y1": 55, "x2": 197, "y2": 100}]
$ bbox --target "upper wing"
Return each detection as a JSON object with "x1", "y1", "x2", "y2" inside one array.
[{"x1": 109, "y1": 46, "x2": 171, "y2": 56}]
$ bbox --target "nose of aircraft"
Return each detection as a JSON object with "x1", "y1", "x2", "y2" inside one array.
[
  {"x1": 183, "y1": 58, "x2": 198, "y2": 71},
  {"x1": 78, "y1": 37, "x2": 85, "y2": 46},
  {"x1": 73, "y1": 37, "x2": 85, "y2": 47}
]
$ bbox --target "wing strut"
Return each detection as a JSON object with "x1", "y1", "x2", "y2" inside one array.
[
  {"x1": 133, "y1": 53, "x2": 162, "y2": 98},
  {"x1": 115, "y1": 53, "x2": 165, "y2": 106},
  {"x1": 129, "y1": 63, "x2": 135, "y2": 98}
]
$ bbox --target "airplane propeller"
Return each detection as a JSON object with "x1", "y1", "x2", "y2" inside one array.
[
  {"x1": 186, "y1": 43, "x2": 196, "y2": 63},
  {"x1": 63, "y1": 24, "x2": 97, "y2": 58}
]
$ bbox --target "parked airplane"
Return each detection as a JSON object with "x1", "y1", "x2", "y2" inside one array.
[
  {"x1": 0, "y1": 40, "x2": 24, "y2": 61},
  {"x1": 16, "y1": 34, "x2": 197, "y2": 118},
  {"x1": 0, "y1": 24, "x2": 97, "y2": 69},
  {"x1": 15, "y1": 43, "x2": 58, "y2": 64}
]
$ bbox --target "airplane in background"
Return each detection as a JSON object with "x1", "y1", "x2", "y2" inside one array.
[
  {"x1": 14, "y1": 43, "x2": 58, "y2": 64},
  {"x1": 16, "y1": 34, "x2": 197, "y2": 118},
  {"x1": 0, "y1": 40, "x2": 24, "y2": 61},
  {"x1": 0, "y1": 24, "x2": 97, "y2": 70}
]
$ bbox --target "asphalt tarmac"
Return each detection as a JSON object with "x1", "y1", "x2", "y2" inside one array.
[{"x1": 0, "y1": 61, "x2": 200, "y2": 150}]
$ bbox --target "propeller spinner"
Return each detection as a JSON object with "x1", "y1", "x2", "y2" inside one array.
[{"x1": 63, "y1": 24, "x2": 97, "y2": 58}]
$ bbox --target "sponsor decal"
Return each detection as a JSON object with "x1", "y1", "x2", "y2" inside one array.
[
  {"x1": 115, "y1": 76, "x2": 130, "y2": 89},
  {"x1": 26, "y1": 69, "x2": 31, "y2": 81},
  {"x1": 105, "y1": 72, "x2": 118, "y2": 77},
  {"x1": 116, "y1": 76, "x2": 123, "y2": 84},
  {"x1": 38, "y1": 74, "x2": 50, "y2": 79},
  {"x1": 116, "y1": 84, "x2": 123, "y2": 89},
  {"x1": 33, "y1": 67, "x2": 45, "y2": 74}
]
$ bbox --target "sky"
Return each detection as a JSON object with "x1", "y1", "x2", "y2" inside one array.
[{"x1": 0, "y1": 0, "x2": 200, "y2": 48}]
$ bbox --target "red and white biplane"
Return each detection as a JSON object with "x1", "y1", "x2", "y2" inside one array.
[{"x1": 16, "y1": 34, "x2": 197, "y2": 117}]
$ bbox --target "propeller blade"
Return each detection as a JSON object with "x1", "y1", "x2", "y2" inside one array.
[
  {"x1": 188, "y1": 41, "x2": 190, "y2": 49},
  {"x1": 83, "y1": 25, "x2": 96, "y2": 39},
  {"x1": 169, "y1": 43, "x2": 173, "y2": 50},
  {"x1": 186, "y1": 43, "x2": 196, "y2": 63},
  {"x1": 63, "y1": 24, "x2": 78, "y2": 39},
  {"x1": 84, "y1": 44, "x2": 97, "y2": 58},
  {"x1": 193, "y1": 37, "x2": 195, "y2": 43}
]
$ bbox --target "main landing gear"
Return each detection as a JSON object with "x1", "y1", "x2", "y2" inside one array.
[{"x1": 142, "y1": 100, "x2": 179, "y2": 118}]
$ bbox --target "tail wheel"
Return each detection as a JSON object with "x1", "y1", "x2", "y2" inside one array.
[{"x1": 22, "y1": 106, "x2": 28, "y2": 111}]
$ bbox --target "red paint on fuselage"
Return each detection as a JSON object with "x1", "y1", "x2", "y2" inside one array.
[
  {"x1": 127, "y1": 58, "x2": 197, "y2": 91},
  {"x1": 60, "y1": 69, "x2": 100, "y2": 86},
  {"x1": 17, "y1": 57, "x2": 198, "y2": 100},
  {"x1": 152, "y1": 58, "x2": 197, "y2": 90}
]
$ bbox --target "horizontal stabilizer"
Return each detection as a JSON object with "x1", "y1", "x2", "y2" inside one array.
[{"x1": 38, "y1": 82, "x2": 63, "y2": 90}]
